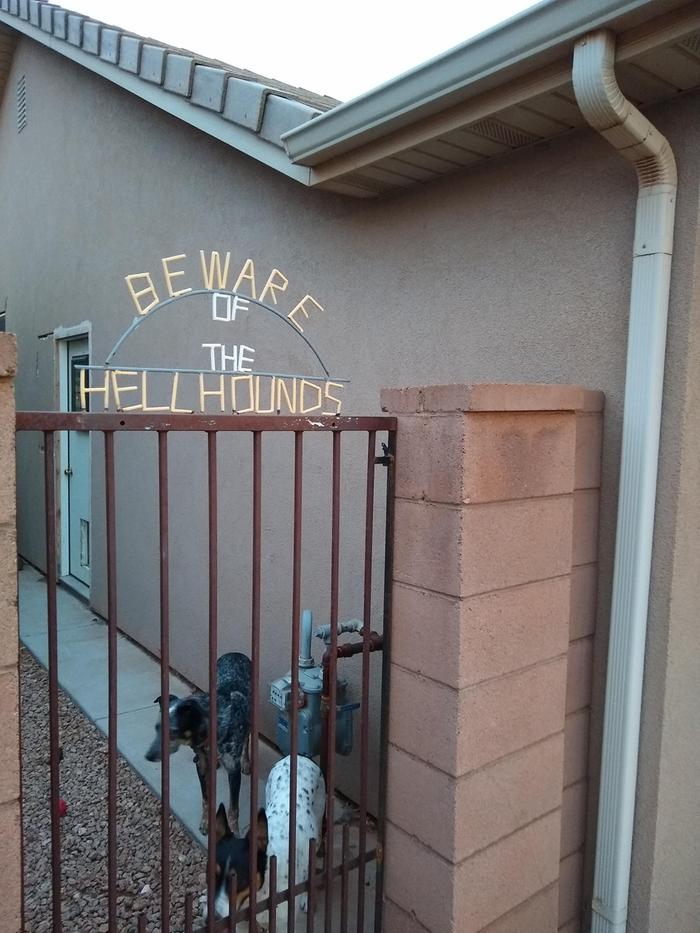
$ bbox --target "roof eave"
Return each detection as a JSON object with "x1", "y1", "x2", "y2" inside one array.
[
  {"x1": 281, "y1": 0, "x2": 687, "y2": 166},
  {"x1": 0, "y1": 10, "x2": 313, "y2": 186}
]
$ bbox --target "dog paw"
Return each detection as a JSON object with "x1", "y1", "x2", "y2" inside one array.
[
  {"x1": 300, "y1": 895, "x2": 308, "y2": 913},
  {"x1": 241, "y1": 759, "x2": 251, "y2": 776},
  {"x1": 199, "y1": 819, "x2": 209, "y2": 835}
]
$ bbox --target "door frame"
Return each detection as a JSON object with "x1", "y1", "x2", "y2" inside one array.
[{"x1": 55, "y1": 323, "x2": 91, "y2": 593}]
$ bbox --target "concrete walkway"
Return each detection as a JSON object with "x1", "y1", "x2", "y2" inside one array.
[
  {"x1": 18, "y1": 564, "x2": 376, "y2": 930},
  {"x1": 19, "y1": 564, "x2": 275, "y2": 840}
]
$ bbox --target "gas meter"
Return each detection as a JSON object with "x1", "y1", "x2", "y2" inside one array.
[{"x1": 269, "y1": 610, "x2": 360, "y2": 759}]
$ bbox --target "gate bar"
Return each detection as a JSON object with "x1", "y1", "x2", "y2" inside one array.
[
  {"x1": 374, "y1": 430, "x2": 396, "y2": 932},
  {"x1": 17, "y1": 413, "x2": 395, "y2": 433},
  {"x1": 158, "y1": 431, "x2": 171, "y2": 933},
  {"x1": 340, "y1": 823, "x2": 351, "y2": 933},
  {"x1": 288, "y1": 432, "x2": 303, "y2": 931},
  {"x1": 249, "y1": 431, "x2": 262, "y2": 930},
  {"x1": 104, "y1": 431, "x2": 118, "y2": 931},
  {"x1": 324, "y1": 430, "x2": 342, "y2": 933},
  {"x1": 184, "y1": 892, "x2": 194, "y2": 932},
  {"x1": 269, "y1": 855, "x2": 278, "y2": 930},
  {"x1": 43, "y1": 431, "x2": 62, "y2": 933},
  {"x1": 306, "y1": 839, "x2": 317, "y2": 933},
  {"x1": 244, "y1": 845, "x2": 373, "y2": 918},
  {"x1": 357, "y1": 430, "x2": 376, "y2": 931},
  {"x1": 227, "y1": 871, "x2": 238, "y2": 932},
  {"x1": 207, "y1": 431, "x2": 219, "y2": 931}
]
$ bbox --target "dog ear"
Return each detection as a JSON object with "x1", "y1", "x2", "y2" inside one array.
[
  {"x1": 252, "y1": 808, "x2": 268, "y2": 852},
  {"x1": 215, "y1": 803, "x2": 230, "y2": 843},
  {"x1": 179, "y1": 696, "x2": 201, "y2": 714},
  {"x1": 153, "y1": 694, "x2": 178, "y2": 707}
]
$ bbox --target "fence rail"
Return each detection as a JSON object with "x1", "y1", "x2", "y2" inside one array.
[{"x1": 16, "y1": 412, "x2": 393, "y2": 432}]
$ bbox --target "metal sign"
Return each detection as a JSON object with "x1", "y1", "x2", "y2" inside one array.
[{"x1": 81, "y1": 251, "x2": 349, "y2": 415}]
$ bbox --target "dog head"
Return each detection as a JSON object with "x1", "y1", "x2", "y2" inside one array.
[
  {"x1": 213, "y1": 804, "x2": 268, "y2": 919},
  {"x1": 144, "y1": 694, "x2": 206, "y2": 762}
]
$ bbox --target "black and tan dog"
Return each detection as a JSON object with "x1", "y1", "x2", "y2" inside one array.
[
  {"x1": 210, "y1": 804, "x2": 268, "y2": 920},
  {"x1": 145, "y1": 652, "x2": 252, "y2": 836}
]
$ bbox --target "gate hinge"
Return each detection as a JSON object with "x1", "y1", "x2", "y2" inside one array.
[{"x1": 374, "y1": 442, "x2": 394, "y2": 467}]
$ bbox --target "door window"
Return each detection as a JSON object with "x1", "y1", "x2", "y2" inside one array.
[{"x1": 70, "y1": 353, "x2": 89, "y2": 412}]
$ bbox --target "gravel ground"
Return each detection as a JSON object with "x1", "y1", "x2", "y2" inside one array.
[{"x1": 20, "y1": 648, "x2": 208, "y2": 933}]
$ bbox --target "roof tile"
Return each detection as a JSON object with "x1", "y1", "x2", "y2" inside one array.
[
  {"x1": 118, "y1": 34, "x2": 141, "y2": 74},
  {"x1": 40, "y1": 2, "x2": 54, "y2": 32},
  {"x1": 163, "y1": 52, "x2": 194, "y2": 96},
  {"x1": 81, "y1": 19, "x2": 100, "y2": 55},
  {"x1": 66, "y1": 12, "x2": 82, "y2": 46},
  {"x1": 259, "y1": 94, "x2": 319, "y2": 143},
  {"x1": 222, "y1": 76, "x2": 268, "y2": 131},
  {"x1": 191, "y1": 64, "x2": 226, "y2": 111},
  {"x1": 99, "y1": 27, "x2": 120, "y2": 64},
  {"x1": 0, "y1": 0, "x2": 338, "y2": 160},
  {"x1": 140, "y1": 43, "x2": 166, "y2": 84},
  {"x1": 52, "y1": 7, "x2": 66, "y2": 39}
]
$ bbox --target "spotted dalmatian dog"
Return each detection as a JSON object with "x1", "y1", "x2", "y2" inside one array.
[
  {"x1": 261, "y1": 755, "x2": 326, "y2": 929},
  {"x1": 213, "y1": 754, "x2": 326, "y2": 929}
]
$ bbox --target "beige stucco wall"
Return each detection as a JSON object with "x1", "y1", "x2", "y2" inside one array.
[
  {"x1": 2, "y1": 37, "x2": 700, "y2": 930},
  {"x1": 627, "y1": 217, "x2": 700, "y2": 932}
]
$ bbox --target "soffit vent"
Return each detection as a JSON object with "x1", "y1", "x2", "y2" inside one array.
[
  {"x1": 679, "y1": 32, "x2": 700, "y2": 59},
  {"x1": 17, "y1": 74, "x2": 26, "y2": 133},
  {"x1": 469, "y1": 117, "x2": 539, "y2": 149}
]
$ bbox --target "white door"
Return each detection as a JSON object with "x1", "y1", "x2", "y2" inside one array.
[{"x1": 64, "y1": 338, "x2": 91, "y2": 588}]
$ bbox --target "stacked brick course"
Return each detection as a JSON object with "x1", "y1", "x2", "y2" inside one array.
[{"x1": 0, "y1": 334, "x2": 21, "y2": 933}]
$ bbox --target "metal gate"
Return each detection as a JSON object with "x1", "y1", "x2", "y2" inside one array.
[{"x1": 15, "y1": 411, "x2": 396, "y2": 933}]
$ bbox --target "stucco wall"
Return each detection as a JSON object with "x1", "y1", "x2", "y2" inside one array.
[
  {"x1": 2, "y1": 37, "x2": 700, "y2": 930},
  {"x1": 627, "y1": 210, "x2": 700, "y2": 932}
]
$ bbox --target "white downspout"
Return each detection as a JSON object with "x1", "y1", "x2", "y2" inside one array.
[{"x1": 571, "y1": 30, "x2": 677, "y2": 933}]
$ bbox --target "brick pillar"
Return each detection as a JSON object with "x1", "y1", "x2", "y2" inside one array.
[
  {"x1": 559, "y1": 406, "x2": 604, "y2": 933},
  {"x1": 379, "y1": 383, "x2": 604, "y2": 933},
  {"x1": 0, "y1": 334, "x2": 21, "y2": 933}
]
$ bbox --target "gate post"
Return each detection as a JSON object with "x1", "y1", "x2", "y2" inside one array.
[
  {"x1": 0, "y1": 334, "x2": 21, "y2": 933},
  {"x1": 380, "y1": 383, "x2": 603, "y2": 933}
]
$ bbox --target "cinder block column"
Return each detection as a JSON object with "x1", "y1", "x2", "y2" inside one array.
[
  {"x1": 0, "y1": 334, "x2": 21, "y2": 933},
  {"x1": 559, "y1": 405, "x2": 604, "y2": 933},
  {"x1": 379, "y1": 383, "x2": 603, "y2": 933}
]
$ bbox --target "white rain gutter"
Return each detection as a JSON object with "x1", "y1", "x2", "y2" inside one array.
[
  {"x1": 282, "y1": 0, "x2": 670, "y2": 166},
  {"x1": 572, "y1": 30, "x2": 677, "y2": 933}
]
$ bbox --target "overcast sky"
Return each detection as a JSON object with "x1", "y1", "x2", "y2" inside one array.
[{"x1": 64, "y1": 0, "x2": 540, "y2": 101}]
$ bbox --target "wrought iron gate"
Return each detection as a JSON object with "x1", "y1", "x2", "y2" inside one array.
[{"x1": 15, "y1": 411, "x2": 396, "y2": 933}]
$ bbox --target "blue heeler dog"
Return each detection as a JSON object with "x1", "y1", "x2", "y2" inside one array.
[{"x1": 145, "y1": 652, "x2": 252, "y2": 836}]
